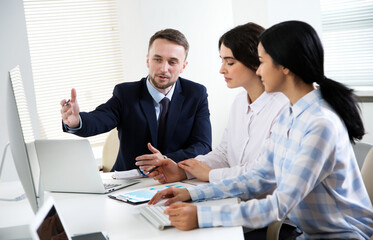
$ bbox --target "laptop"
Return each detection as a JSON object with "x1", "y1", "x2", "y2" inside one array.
[
  {"x1": 34, "y1": 139, "x2": 139, "y2": 194},
  {"x1": 30, "y1": 197, "x2": 108, "y2": 240}
]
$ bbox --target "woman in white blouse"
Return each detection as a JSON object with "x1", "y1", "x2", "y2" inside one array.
[{"x1": 140, "y1": 22, "x2": 289, "y2": 183}]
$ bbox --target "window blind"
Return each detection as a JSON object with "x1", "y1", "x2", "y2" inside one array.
[
  {"x1": 320, "y1": 0, "x2": 373, "y2": 87},
  {"x1": 23, "y1": 0, "x2": 124, "y2": 150}
]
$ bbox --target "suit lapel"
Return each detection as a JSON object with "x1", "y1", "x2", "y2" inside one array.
[
  {"x1": 139, "y1": 79, "x2": 158, "y2": 145},
  {"x1": 166, "y1": 80, "x2": 184, "y2": 143}
]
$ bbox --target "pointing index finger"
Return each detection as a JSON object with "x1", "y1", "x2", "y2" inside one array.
[{"x1": 70, "y1": 88, "x2": 77, "y2": 103}]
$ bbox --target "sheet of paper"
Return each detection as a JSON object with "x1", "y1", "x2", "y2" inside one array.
[{"x1": 114, "y1": 169, "x2": 142, "y2": 179}]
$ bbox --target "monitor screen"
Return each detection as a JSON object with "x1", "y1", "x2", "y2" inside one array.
[{"x1": 6, "y1": 66, "x2": 38, "y2": 213}]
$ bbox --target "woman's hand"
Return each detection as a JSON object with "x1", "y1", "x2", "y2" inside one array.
[
  {"x1": 148, "y1": 187, "x2": 191, "y2": 206},
  {"x1": 165, "y1": 203, "x2": 198, "y2": 231},
  {"x1": 178, "y1": 158, "x2": 211, "y2": 182}
]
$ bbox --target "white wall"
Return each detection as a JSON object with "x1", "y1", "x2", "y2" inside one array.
[{"x1": 232, "y1": 0, "x2": 322, "y2": 33}]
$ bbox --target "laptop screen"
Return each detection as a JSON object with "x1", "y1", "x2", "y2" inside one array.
[{"x1": 36, "y1": 205, "x2": 68, "y2": 240}]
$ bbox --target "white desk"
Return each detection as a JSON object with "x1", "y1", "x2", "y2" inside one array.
[
  {"x1": 0, "y1": 181, "x2": 35, "y2": 239},
  {"x1": 43, "y1": 174, "x2": 244, "y2": 240}
]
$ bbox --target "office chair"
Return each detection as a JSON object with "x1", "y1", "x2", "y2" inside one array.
[
  {"x1": 266, "y1": 218, "x2": 287, "y2": 240},
  {"x1": 361, "y1": 146, "x2": 373, "y2": 240},
  {"x1": 352, "y1": 141, "x2": 373, "y2": 238},
  {"x1": 101, "y1": 128, "x2": 119, "y2": 172},
  {"x1": 353, "y1": 142, "x2": 373, "y2": 170},
  {"x1": 361, "y1": 146, "x2": 373, "y2": 204}
]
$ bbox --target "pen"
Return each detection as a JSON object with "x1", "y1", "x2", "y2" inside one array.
[
  {"x1": 138, "y1": 168, "x2": 148, "y2": 177},
  {"x1": 64, "y1": 99, "x2": 71, "y2": 106},
  {"x1": 147, "y1": 166, "x2": 159, "y2": 174}
]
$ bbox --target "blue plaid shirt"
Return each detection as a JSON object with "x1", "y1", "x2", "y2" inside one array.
[{"x1": 188, "y1": 89, "x2": 373, "y2": 239}]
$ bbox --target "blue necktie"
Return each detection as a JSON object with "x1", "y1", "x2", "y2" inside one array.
[{"x1": 158, "y1": 97, "x2": 170, "y2": 151}]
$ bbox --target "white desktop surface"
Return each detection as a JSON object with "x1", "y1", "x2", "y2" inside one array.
[
  {"x1": 44, "y1": 174, "x2": 244, "y2": 240},
  {"x1": 0, "y1": 181, "x2": 35, "y2": 227},
  {"x1": 0, "y1": 181, "x2": 35, "y2": 239}
]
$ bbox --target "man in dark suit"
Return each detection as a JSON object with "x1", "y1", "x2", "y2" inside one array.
[{"x1": 60, "y1": 29, "x2": 212, "y2": 171}]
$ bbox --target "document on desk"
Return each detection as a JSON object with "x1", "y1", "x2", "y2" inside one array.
[{"x1": 113, "y1": 169, "x2": 143, "y2": 179}]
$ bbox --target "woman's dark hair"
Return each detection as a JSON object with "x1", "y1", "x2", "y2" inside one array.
[
  {"x1": 259, "y1": 20, "x2": 364, "y2": 143},
  {"x1": 219, "y1": 22, "x2": 265, "y2": 71}
]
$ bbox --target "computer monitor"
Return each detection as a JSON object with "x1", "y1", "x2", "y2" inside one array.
[{"x1": 6, "y1": 69, "x2": 38, "y2": 213}]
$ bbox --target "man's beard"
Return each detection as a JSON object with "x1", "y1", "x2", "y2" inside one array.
[{"x1": 149, "y1": 75, "x2": 174, "y2": 89}]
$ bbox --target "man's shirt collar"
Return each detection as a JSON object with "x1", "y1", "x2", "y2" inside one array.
[{"x1": 146, "y1": 76, "x2": 176, "y2": 103}]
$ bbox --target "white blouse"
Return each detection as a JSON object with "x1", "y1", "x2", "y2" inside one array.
[{"x1": 195, "y1": 91, "x2": 289, "y2": 183}]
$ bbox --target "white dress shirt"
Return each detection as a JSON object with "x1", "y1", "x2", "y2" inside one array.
[
  {"x1": 145, "y1": 77, "x2": 175, "y2": 122},
  {"x1": 195, "y1": 91, "x2": 289, "y2": 183}
]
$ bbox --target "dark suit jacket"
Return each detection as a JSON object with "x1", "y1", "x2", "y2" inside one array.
[{"x1": 65, "y1": 77, "x2": 212, "y2": 171}]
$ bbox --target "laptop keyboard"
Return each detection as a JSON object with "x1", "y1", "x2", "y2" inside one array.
[
  {"x1": 104, "y1": 183, "x2": 121, "y2": 189},
  {"x1": 139, "y1": 205, "x2": 171, "y2": 230}
]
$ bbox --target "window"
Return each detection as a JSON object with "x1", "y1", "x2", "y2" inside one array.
[
  {"x1": 320, "y1": 0, "x2": 373, "y2": 90},
  {"x1": 23, "y1": 0, "x2": 124, "y2": 153}
]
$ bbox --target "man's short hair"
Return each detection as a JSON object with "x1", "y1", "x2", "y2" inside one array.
[{"x1": 148, "y1": 29, "x2": 189, "y2": 59}]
